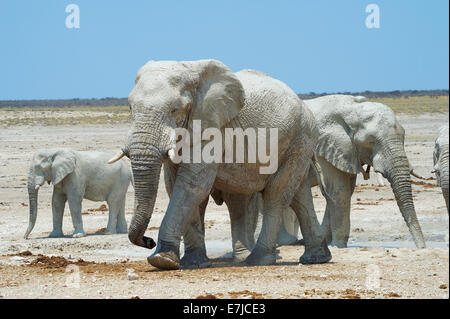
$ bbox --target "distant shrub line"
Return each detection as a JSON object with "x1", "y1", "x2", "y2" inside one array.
[
  {"x1": 297, "y1": 89, "x2": 449, "y2": 100},
  {"x1": 0, "y1": 90, "x2": 448, "y2": 108}
]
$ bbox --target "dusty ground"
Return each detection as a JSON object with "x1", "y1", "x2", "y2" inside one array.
[{"x1": 0, "y1": 110, "x2": 448, "y2": 299}]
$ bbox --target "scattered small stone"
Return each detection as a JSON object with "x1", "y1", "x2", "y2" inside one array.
[
  {"x1": 126, "y1": 269, "x2": 139, "y2": 281},
  {"x1": 10, "y1": 256, "x2": 25, "y2": 261},
  {"x1": 439, "y1": 284, "x2": 447, "y2": 289},
  {"x1": 386, "y1": 292, "x2": 402, "y2": 298}
]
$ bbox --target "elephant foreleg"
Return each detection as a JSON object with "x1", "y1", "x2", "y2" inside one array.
[
  {"x1": 320, "y1": 161, "x2": 355, "y2": 248},
  {"x1": 49, "y1": 191, "x2": 66, "y2": 238},
  {"x1": 291, "y1": 184, "x2": 331, "y2": 264},
  {"x1": 180, "y1": 197, "x2": 211, "y2": 269}
]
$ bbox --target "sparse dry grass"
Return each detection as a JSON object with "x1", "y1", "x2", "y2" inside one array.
[
  {"x1": 368, "y1": 96, "x2": 449, "y2": 113},
  {"x1": 0, "y1": 96, "x2": 448, "y2": 127},
  {"x1": 0, "y1": 105, "x2": 131, "y2": 126}
]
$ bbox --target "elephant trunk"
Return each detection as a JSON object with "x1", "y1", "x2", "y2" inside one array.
[
  {"x1": 127, "y1": 124, "x2": 171, "y2": 249},
  {"x1": 128, "y1": 155, "x2": 161, "y2": 249},
  {"x1": 24, "y1": 168, "x2": 42, "y2": 239},
  {"x1": 376, "y1": 140, "x2": 426, "y2": 248}
]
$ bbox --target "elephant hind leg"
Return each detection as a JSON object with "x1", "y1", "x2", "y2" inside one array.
[
  {"x1": 222, "y1": 192, "x2": 260, "y2": 263},
  {"x1": 276, "y1": 208, "x2": 300, "y2": 246},
  {"x1": 105, "y1": 196, "x2": 127, "y2": 234},
  {"x1": 246, "y1": 146, "x2": 314, "y2": 266},
  {"x1": 67, "y1": 194, "x2": 85, "y2": 238}
]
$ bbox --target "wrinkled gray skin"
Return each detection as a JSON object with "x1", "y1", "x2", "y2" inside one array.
[
  {"x1": 115, "y1": 59, "x2": 330, "y2": 270},
  {"x1": 25, "y1": 149, "x2": 132, "y2": 239},
  {"x1": 433, "y1": 126, "x2": 449, "y2": 213},
  {"x1": 279, "y1": 95, "x2": 426, "y2": 248}
]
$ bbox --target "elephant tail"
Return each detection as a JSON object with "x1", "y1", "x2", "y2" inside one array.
[{"x1": 310, "y1": 153, "x2": 334, "y2": 204}]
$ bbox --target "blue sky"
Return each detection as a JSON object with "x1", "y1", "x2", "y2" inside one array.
[{"x1": 0, "y1": 1, "x2": 448, "y2": 100}]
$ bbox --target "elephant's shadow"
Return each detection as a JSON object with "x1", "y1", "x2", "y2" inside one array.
[
  {"x1": 33, "y1": 231, "x2": 123, "y2": 239},
  {"x1": 144, "y1": 249, "x2": 326, "y2": 272}
]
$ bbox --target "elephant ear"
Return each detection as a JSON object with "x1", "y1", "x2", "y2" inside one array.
[
  {"x1": 316, "y1": 119, "x2": 360, "y2": 175},
  {"x1": 51, "y1": 150, "x2": 76, "y2": 185},
  {"x1": 191, "y1": 60, "x2": 244, "y2": 130}
]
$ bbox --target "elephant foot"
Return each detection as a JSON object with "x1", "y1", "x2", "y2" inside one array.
[
  {"x1": 233, "y1": 250, "x2": 251, "y2": 264},
  {"x1": 117, "y1": 227, "x2": 128, "y2": 234},
  {"x1": 277, "y1": 233, "x2": 300, "y2": 246},
  {"x1": 104, "y1": 228, "x2": 115, "y2": 235},
  {"x1": 49, "y1": 230, "x2": 64, "y2": 238},
  {"x1": 245, "y1": 246, "x2": 276, "y2": 266},
  {"x1": 104, "y1": 227, "x2": 127, "y2": 235},
  {"x1": 329, "y1": 241, "x2": 347, "y2": 248},
  {"x1": 181, "y1": 248, "x2": 211, "y2": 269},
  {"x1": 147, "y1": 251, "x2": 180, "y2": 270},
  {"x1": 300, "y1": 243, "x2": 332, "y2": 265},
  {"x1": 72, "y1": 231, "x2": 86, "y2": 238}
]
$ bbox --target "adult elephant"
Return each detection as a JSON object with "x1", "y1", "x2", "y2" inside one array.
[
  {"x1": 109, "y1": 59, "x2": 330, "y2": 270},
  {"x1": 283, "y1": 95, "x2": 427, "y2": 248},
  {"x1": 433, "y1": 125, "x2": 449, "y2": 213}
]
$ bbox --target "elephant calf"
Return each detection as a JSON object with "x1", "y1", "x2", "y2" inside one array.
[
  {"x1": 24, "y1": 148, "x2": 133, "y2": 239},
  {"x1": 433, "y1": 126, "x2": 449, "y2": 213}
]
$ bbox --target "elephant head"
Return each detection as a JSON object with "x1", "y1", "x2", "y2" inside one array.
[
  {"x1": 306, "y1": 95, "x2": 426, "y2": 248},
  {"x1": 433, "y1": 126, "x2": 449, "y2": 213},
  {"x1": 109, "y1": 59, "x2": 244, "y2": 249},
  {"x1": 24, "y1": 149, "x2": 76, "y2": 239}
]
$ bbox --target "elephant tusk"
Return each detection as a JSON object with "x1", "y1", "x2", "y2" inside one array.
[
  {"x1": 35, "y1": 185, "x2": 40, "y2": 191},
  {"x1": 108, "y1": 151, "x2": 125, "y2": 164},
  {"x1": 410, "y1": 169, "x2": 428, "y2": 180},
  {"x1": 376, "y1": 172, "x2": 386, "y2": 187},
  {"x1": 168, "y1": 148, "x2": 176, "y2": 161},
  {"x1": 361, "y1": 163, "x2": 370, "y2": 180}
]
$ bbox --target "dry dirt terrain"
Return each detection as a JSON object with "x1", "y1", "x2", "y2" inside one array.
[{"x1": 0, "y1": 108, "x2": 448, "y2": 299}]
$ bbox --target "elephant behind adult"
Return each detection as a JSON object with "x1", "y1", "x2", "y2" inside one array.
[
  {"x1": 433, "y1": 125, "x2": 449, "y2": 213},
  {"x1": 25, "y1": 148, "x2": 132, "y2": 239},
  {"x1": 109, "y1": 59, "x2": 330, "y2": 270},
  {"x1": 297, "y1": 95, "x2": 426, "y2": 248}
]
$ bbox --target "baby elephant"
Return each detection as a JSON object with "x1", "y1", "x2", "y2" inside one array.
[
  {"x1": 24, "y1": 148, "x2": 132, "y2": 239},
  {"x1": 433, "y1": 126, "x2": 449, "y2": 213}
]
